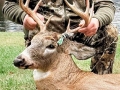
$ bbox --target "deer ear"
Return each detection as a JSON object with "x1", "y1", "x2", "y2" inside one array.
[{"x1": 67, "y1": 42, "x2": 95, "y2": 60}]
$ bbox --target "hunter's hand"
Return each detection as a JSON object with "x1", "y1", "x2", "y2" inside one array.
[
  {"x1": 78, "y1": 18, "x2": 99, "y2": 36},
  {"x1": 23, "y1": 13, "x2": 44, "y2": 30}
]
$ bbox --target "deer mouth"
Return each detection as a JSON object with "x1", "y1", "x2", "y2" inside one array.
[
  {"x1": 13, "y1": 59, "x2": 34, "y2": 69},
  {"x1": 15, "y1": 63, "x2": 33, "y2": 69},
  {"x1": 22, "y1": 63, "x2": 34, "y2": 69}
]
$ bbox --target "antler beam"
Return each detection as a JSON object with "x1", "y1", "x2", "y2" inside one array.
[
  {"x1": 19, "y1": 0, "x2": 45, "y2": 29},
  {"x1": 64, "y1": 0, "x2": 94, "y2": 33}
]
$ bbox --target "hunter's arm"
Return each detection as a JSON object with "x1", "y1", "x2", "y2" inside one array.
[
  {"x1": 2, "y1": 0, "x2": 26, "y2": 24},
  {"x1": 93, "y1": 0, "x2": 116, "y2": 28}
]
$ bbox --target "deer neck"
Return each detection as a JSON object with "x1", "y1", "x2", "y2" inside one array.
[
  {"x1": 33, "y1": 48, "x2": 82, "y2": 82},
  {"x1": 50, "y1": 38, "x2": 82, "y2": 75},
  {"x1": 33, "y1": 54, "x2": 82, "y2": 90}
]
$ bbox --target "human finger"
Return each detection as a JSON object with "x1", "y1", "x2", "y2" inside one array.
[
  {"x1": 24, "y1": 21, "x2": 36, "y2": 30},
  {"x1": 79, "y1": 20, "x2": 85, "y2": 27},
  {"x1": 23, "y1": 15, "x2": 37, "y2": 30},
  {"x1": 77, "y1": 27, "x2": 88, "y2": 33},
  {"x1": 84, "y1": 27, "x2": 97, "y2": 36}
]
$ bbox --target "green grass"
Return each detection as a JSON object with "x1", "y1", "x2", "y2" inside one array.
[
  {"x1": 0, "y1": 32, "x2": 36, "y2": 90},
  {"x1": 0, "y1": 32, "x2": 120, "y2": 90}
]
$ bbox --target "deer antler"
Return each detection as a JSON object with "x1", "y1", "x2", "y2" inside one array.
[
  {"x1": 19, "y1": 0, "x2": 52, "y2": 32},
  {"x1": 64, "y1": 0, "x2": 94, "y2": 33}
]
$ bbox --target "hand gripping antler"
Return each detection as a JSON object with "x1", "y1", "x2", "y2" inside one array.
[
  {"x1": 19, "y1": 0, "x2": 52, "y2": 32},
  {"x1": 64, "y1": 0, "x2": 94, "y2": 33}
]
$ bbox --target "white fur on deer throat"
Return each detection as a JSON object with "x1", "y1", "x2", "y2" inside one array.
[
  {"x1": 43, "y1": 48, "x2": 56, "y2": 56},
  {"x1": 33, "y1": 69, "x2": 50, "y2": 81}
]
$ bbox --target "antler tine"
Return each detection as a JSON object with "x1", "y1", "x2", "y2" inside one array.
[
  {"x1": 85, "y1": 0, "x2": 94, "y2": 26},
  {"x1": 85, "y1": 0, "x2": 90, "y2": 16},
  {"x1": 41, "y1": 15, "x2": 53, "y2": 31},
  {"x1": 66, "y1": 19, "x2": 81, "y2": 33},
  {"x1": 34, "y1": 0, "x2": 42, "y2": 12},
  {"x1": 24, "y1": 0, "x2": 30, "y2": 7},
  {"x1": 89, "y1": 1, "x2": 94, "y2": 22},
  {"x1": 19, "y1": 0, "x2": 44, "y2": 30},
  {"x1": 64, "y1": 0, "x2": 91, "y2": 27}
]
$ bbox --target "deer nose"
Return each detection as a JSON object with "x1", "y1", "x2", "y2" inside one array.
[{"x1": 13, "y1": 56, "x2": 26, "y2": 67}]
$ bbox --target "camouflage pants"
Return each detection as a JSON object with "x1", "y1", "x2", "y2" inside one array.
[{"x1": 72, "y1": 24, "x2": 118, "y2": 75}]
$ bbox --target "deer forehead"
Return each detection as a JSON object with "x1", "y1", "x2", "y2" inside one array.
[
  {"x1": 29, "y1": 36, "x2": 58, "y2": 58},
  {"x1": 32, "y1": 34, "x2": 56, "y2": 43},
  {"x1": 33, "y1": 31, "x2": 59, "y2": 40}
]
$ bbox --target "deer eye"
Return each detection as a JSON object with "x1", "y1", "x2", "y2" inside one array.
[{"x1": 46, "y1": 44, "x2": 55, "y2": 49}]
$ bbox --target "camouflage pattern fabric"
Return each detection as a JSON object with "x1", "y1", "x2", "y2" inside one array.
[
  {"x1": 72, "y1": 24, "x2": 118, "y2": 74},
  {"x1": 90, "y1": 24, "x2": 118, "y2": 74}
]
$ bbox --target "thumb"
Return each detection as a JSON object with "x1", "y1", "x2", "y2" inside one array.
[{"x1": 79, "y1": 20, "x2": 85, "y2": 27}]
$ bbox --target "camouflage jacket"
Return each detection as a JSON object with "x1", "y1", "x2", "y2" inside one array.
[{"x1": 2, "y1": 0, "x2": 115, "y2": 33}]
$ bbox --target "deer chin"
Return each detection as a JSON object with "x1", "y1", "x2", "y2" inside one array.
[{"x1": 16, "y1": 63, "x2": 34, "y2": 69}]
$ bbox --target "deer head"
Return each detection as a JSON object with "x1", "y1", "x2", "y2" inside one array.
[{"x1": 13, "y1": 0, "x2": 95, "y2": 70}]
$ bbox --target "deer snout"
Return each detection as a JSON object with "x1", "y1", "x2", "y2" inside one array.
[
  {"x1": 14, "y1": 55, "x2": 26, "y2": 67},
  {"x1": 13, "y1": 54, "x2": 33, "y2": 69}
]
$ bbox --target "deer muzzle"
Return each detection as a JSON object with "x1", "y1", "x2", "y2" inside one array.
[{"x1": 13, "y1": 55, "x2": 33, "y2": 69}]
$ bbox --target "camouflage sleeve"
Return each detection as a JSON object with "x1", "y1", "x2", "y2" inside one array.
[
  {"x1": 93, "y1": 0, "x2": 116, "y2": 28},
  {"x1": 2, "y1": 0, "x2": 26, "y2": 24}
]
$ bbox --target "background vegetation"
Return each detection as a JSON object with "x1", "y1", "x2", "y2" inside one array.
[{"x1": 0, "y1": 32, "x2": 120, "y2": 90}]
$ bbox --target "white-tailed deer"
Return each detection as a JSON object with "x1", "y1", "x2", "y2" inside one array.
[{"x1": 13, "y1": 0, "x2": 120, "y2": 90}]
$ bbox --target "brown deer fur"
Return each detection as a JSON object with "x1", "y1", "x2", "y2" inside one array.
[
  {"x1": 13, "y1": 0, "x2": 120, "y2": 89},
  {"x1": 14, "y1": 31, "x2": 120, "y2": 90}
]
